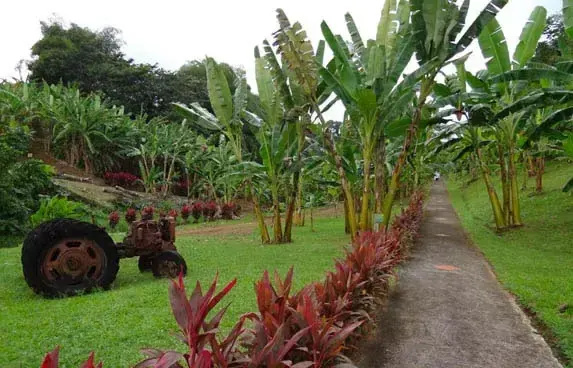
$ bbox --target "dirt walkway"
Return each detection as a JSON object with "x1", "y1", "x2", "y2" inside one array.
[
  {"x1": 356, "y1": 181, "x2": 561, "y2": 368},
  {"x1": 176, "y1": 205, "x2": 343, "y2": 237}
]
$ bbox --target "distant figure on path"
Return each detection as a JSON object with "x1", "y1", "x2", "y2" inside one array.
[{"x1": 434, "y1": 171, "x2": 441, "y2": 181}]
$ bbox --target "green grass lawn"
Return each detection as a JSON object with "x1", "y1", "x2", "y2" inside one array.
[
  {"x1": 0, "y1": 214, "x2": 349, "y2": 367},
  {"x1": 447, "y1": 162, "x2": 573, "y2": 366}
]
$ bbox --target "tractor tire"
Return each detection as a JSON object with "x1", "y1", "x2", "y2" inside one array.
[
  {"x1": 138, "y1": 255, "x2": 154, "y2": 272},
  {"x1": 21, "y1": 219, "x2": 120, "y2": 298},
  {"x1": 151, "y1": 251, "x2": 187, "y2": 279}
]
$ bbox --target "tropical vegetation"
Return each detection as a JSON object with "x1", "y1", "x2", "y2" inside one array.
[{"x1": 1, "y1": 0, "x2": 573, "y2": 366}]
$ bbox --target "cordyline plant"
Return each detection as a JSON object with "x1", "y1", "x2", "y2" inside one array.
[
  {"x1": 108, "y1": 211, "x2": 119, "y2": 230},
  {"x1": 181, "y1": 204, "x2": 191, "y2": 223},
  {"x1": 125, "y1": 208, "x2": 137, "y2": 223},
  {"x1": 40, "y1": 347, "x2": 102, "y2": 368},
  {"x1": 38, "y1": 191, "x2": 424, "y2": 368},
  {"x1": 190, "y1": 202, "x2": 203, "y2": 223},
  {"x1": 142, "y1": 206, "x2": 154, "y2": 221},
  {"x1": 203, "y1": 201, "x2": 217, "y2": 221},
  {"x1": 136, "y1": 273, "x2": 248, "y2": 368}
]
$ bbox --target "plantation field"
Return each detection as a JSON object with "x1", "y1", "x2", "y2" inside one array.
[
  {"x1": 448, "y1": 162, "x2": 573, "y2": 365},
  {"x1": 0, "y1": 214, "x2": 348, "y2": 367}
]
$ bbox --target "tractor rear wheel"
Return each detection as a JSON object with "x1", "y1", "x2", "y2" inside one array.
[
  {"x1": 21, "y1": 219, "x2": 120, "y2": 297},
  {"x1": 151, "y1": 251, "x2": 187, "y2": 278},
  {"x1": 138, "y1": 255, "x2": 154, "y2": 272}
]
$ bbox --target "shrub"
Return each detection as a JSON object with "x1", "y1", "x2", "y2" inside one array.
[
  {"x1": 141, "y1": 206, "x2": 154, "y2": 221},
  {"x1": 168, "y1": 209, "x2": 178, "y2": 219},
  {"x1": 30, "y1": 197, "x2": 88, "y2": 228},
  {"x1": 125, "y1": 208, "x2": 137, "y2": 223},
  {"x1": 221, "y1": 202, "x2": 235, "y2": 220},
  {"x1": 108, "y1": 211, "x2": 119, "y2": 230},
  {"x1": 191, "y1": 201, "x2": 203, "y2": 222},
  {"x1": 203, "y1": 201, "x2": 217, "y2": 221},
  {"x1": 181, "y1": 204, "x2": 191, "y2": 223},
  {"x1": 103, "y1": 172, "x2": 139, "y2": 187}
]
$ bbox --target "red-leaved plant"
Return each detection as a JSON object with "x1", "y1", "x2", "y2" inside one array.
[
  {"x1": 40, "y1": 347, "x2": 102, "y2": 368},
  {"x1": 108, "y1": 211, "x2": 119, "y2": 230},
  {"x1": 191, "y1": 202, "x2": 203, "y2": 223},
  {"x1": 181, "y1": 204, "x2": 191, "y2": 223},
  {"x1": 142, "y1": 206, "x2": 154, "y2": 221},
  {"x1": 221, "y1": 203, "x2": 235, "y2": 220},
  {"x1": 125, "y1": 208, "x2": 137, "y2": 224},
  {"x1": 169, "y1": 209, "x2": 179, "y2": 219},
  {"x1": 135, "y1": 273, "x2": 249, "y2": 368},
  {"x1": 104, "y1": 172, "x2": 139, "y2": 187},
  {"x1": 203, "y1": 201, "x2": 217, "y2": 221}
]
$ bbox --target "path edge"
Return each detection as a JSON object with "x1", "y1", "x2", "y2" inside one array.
[{"x1": 444, "y1": 180, "x2": 566, "y2": 368}]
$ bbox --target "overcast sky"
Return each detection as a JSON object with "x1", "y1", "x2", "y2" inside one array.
[{"x1": 0, "y1": 0, "x2": 561, "y2": 120}]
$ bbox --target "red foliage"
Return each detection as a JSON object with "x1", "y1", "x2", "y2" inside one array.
[
  {"x1": 203, "y1": 201, "x2": 217, "y2": 221},
  {"x1": 40, "y1": 347, "x2": 102, "y2": 368},
  {"x1": 190, "y1": 202, "x2": 203, "y2": 223},
  {"x1": 136, "y1": 273, "x2": 247, "y2": 368},
  {"x1": 221, "y1": 202, "x2": 235, "y2": 220},
  {"x1": 125, "y1": 208, "x2": 137, "y2": 224},
  {"x1": 108, "y1": 211, "x2": 119, "y2": 230},
  {"x1": 181, "y1": 204, "x2": 191, "y2": 222},
  {"x1": 169, "y1": 209, "x2": 178, "y2": 219},
  {"x1": 142, "y1": 206, "x2": 154, "y2": 221},
  {"x1": 104, "y1": 172, "x2": 139, "y2": 187}
]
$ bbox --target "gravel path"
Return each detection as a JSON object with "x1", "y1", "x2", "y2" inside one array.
[{"x1": 356, "y1": 181, "x2": 561, "y2": 368}]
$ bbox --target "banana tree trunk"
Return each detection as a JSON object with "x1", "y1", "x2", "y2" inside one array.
[
  {"x1": 273, "y1": 204, "x2": 283, "y2": 244},
  {"x1": 478, "y1": 149, "x2": 507, "y2": 230},
  {"x1": 374, "y1": 136, "x2": 386, "y2": 214},
  {"x1": 498, "y1": 144, "x2": 511, "y2": 225},
  {"x1": 294, "y1": 172, "x2": 304, "y2": 226},
  {"x1": 250, "y1": 184, "x2": 270, "y2": 244},
  {"x1": 343, "y1": 199, "x2": 349, "y2": 234},
  {"x1": 313, "y1": 102, "x2": 358, "y2": 239},
  {"x1": 382, "y1": 108, "x2": 420, "y2": 229},
  {"x1": 323, "y1": 128, "x2": 358, "y2": 238},
  {"x1": 359, "y1": 153, "x2": 372, "y2": 231},
  {"x1": 508, "y1": 144, "x2": 523, "y2": 226},
  {"x1": 283, "y1": 177, "x2": 297, "y2": 243},
  {"x1": 536, "y1": 157, "x2": 544, "y2": 193},
  {"x1": 527, "y1": 155, "x2": 536, "y2": 177},
  {"x1": 522, "y1": 154, "x2": 528, "y2": 190}
]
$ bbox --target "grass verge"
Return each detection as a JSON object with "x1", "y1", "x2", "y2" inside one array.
[
  {"x1": 447, "y1": 162, "x2": 573, "y2": 366},
  {"x1": 0, "y1": 214, "x2": 348, "y2": 367}
]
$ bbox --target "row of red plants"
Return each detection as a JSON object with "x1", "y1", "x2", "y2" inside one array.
[
  {"x1": 104, "y1": 172, "x2": 139, "y2": 187},
  {"x1": 42, "y1": 192, "x2": 424, "y2": 368},
  {"x1": 108, "y1": 202, "x2": 240, "y2": 229}
]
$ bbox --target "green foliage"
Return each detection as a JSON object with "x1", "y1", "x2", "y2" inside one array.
[
  {"x1": 29, "y1": 196, "x2": 89, "y2": 228},
  {"x1": 0, "y1": 118, "x2": 54, "y2": 234},
  {"x1": 513, "y1": 6, "x2": 547, "y2": 68}
]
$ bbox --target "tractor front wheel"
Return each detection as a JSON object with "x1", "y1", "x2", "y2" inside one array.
[
  {"x1": 21, "y1": 219, "x2": 120, "y2": 297},
  {"x1": 151, "y1": 251, "x2": 187, "y2": 278}
]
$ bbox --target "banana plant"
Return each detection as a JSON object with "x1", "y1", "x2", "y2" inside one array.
[
  {"x1": 319, "y1": 1, "x2": 416, "y2": 231},
  {"x1": 255, "y1": 9, "x2": 325, "y2": 242},
  {"x1": 563, "y1": 134, "x2": 573, "y2": 192},
  {"x1": 460, "y1": 6, "x2": 548, "y2": 227},
  {"x1": 173, "y1": 58, "x2": 271, "y2": 242}
]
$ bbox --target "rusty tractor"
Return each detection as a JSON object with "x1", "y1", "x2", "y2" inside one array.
[{"x1": 21, "y1": 217, "x2": 187, "y2": 297}]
